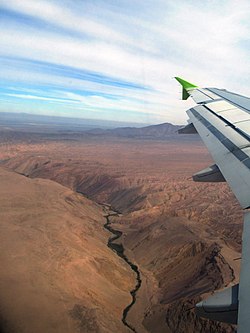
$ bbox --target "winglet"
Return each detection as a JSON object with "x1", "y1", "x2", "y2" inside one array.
[{"x1": 174, "y1": 77, "x2": 198, "y2": 100}]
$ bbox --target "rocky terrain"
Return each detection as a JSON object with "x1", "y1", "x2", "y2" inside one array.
[
  {"x1": 86, "y1": 122, "x2": 182, "y2": 138},
  {"x1": 0, "y1": 126, "x2": 242, "y2": 332},
  {"x1": 0, "y1": 167, "x2": 135, "y2": 333}
]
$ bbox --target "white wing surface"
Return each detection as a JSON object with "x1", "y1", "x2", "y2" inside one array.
[{"x1": 175, "y1": 77, "x2": 250, "y2": 333}]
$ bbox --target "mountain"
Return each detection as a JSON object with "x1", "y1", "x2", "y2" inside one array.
[
  {"x1": 0, "y1": 111, "x2": 147, "y2": 132},
  {"x1": 1, "y1": 130, "x2": 238, "y2": 333},
  {"x1": 0, "y1": 167, "x2": 134, "y2": 333},
  {"x1": 87, "y1": 123, "x2": 182, "y2": 138}
]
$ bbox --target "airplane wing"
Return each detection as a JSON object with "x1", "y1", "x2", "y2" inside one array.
[{"x1": 175, "y1": 77, "x2": 250, "y2": 333}]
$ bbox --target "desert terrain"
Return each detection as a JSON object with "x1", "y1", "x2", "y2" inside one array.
[{"x1": 0, "y1": 123, "x2": 242, "y2": 333}]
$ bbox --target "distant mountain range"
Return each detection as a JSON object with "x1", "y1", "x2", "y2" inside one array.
[
  {"x1": 0, "y1": 112, "x2": 188, "y2": 139},
  {"x1": 0, "y1": 112, "x2": 147, "y2": 131},
  {"x1": 87, "y1": 122, "x2": 183, "y2": 138}
]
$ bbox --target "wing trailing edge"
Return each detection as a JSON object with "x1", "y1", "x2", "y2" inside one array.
[{"x1": 175, "y1": 77, "x2": 250, "y2": 331}]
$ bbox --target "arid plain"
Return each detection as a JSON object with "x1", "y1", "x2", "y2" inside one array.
[{"x1": 0, "y1": 124, "x2": 242, "y2": 333}]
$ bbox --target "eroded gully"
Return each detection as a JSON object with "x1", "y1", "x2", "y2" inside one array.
[{"x1": 103, "y1": 207, "x2": 142, "y2": 333}]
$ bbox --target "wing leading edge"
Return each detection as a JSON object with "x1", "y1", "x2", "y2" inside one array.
[{"x1": 176, "y1": 77, "x2": 250, "y2": 333}]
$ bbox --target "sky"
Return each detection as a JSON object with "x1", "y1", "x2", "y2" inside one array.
[{"x1": 0, "y1": 0, "x2": 250, "y2": 125}]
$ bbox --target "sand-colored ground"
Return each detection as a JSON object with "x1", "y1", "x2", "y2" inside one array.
[
  {"x1": 0, "y1": 167, "x2": 134, "y2": 333},
  {"x1": 0, "y1": 131, "x2": 241, "y2": 332}
]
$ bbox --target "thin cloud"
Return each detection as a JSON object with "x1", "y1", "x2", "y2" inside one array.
[{"x1": 0, "y1": 0, "x2": 249, "y2": 123}]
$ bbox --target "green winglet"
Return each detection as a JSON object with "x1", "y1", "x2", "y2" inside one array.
[{"x1": 174, "y1": 77, "x2": 198, "y2": 100}]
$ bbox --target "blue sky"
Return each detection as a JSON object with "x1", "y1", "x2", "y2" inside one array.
[{"x1": 0, "y1": 0, "x2": 250, "y2": 124}]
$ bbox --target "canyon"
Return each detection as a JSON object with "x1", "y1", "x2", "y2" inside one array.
[{"x1": 0, "y1": 126, "x2": 242, "y2": 332}]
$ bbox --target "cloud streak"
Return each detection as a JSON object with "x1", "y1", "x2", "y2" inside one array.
[{"x1": 0, "y1": 0, "x2": 249, "y2": 124}]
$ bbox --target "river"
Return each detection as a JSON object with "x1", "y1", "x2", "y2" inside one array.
[{"x1": 103, "y1": 209, "x2": 142, "y2": 333}]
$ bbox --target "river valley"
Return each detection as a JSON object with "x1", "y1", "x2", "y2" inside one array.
[{"x1": 103, "y1": 207, "x2": 142, "y2": 333}]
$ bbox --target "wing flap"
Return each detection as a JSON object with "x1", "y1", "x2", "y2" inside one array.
[
  {"x1": 217, "y1": 109, "x2": 250, "y2": 123},
  {"x1": 189, "y1": 105, "x2": 250, "y2": 148},
  {"x1": 189, "y1": 89, "x2": 213, "y2": 103},
  {"x1": 208, "y1": 88, "x2": 250, "y2": 112},
  {"x1": 175, "y1": 77, "x2": 250, "y2": 330},
  {"x1": 203, "y1": 100, "x2": 250, "y2": 139},
  {"x1": 205, "y1": 100, "x2": 236, "y2": 112},
  {"x1": 188, "y1": 105, "x2": 250, "y2": 208},
  {"x1": 192, "y1": 164, "x2": 225, "y2": 182}
]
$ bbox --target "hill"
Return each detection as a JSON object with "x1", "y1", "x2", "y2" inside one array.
[
  {"x1": 1, "y1": 131, "x2": 240, "y2": 332},
  {"x1": 87, "y1": 122, "x2": 182, "y2": 138},
  {"x1": 0, "y1": 167, "x2": 134, "y2": 333}
]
